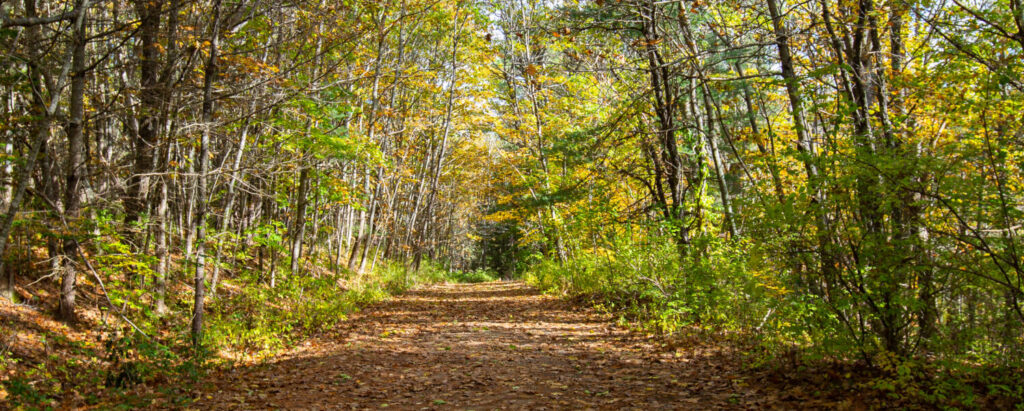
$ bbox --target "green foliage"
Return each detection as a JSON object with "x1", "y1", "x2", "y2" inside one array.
[
  {"x1": 523, "y1": 230, "x2": 1024, "y2": 407},
  {"x1": 207, "y1": 272, "x2": 354, "y2": 356},
  {"x1": 2, "y1": 363, "x2": 55, "y2": 409},
  {"x1": 249, "y1": 221, "x2": 286, "y2": 254},
  {"x1": 1, "y1": 331, "x2": 109, "y2": 408},
  {"x1": 526, "y1": 233, "x2": 771, "y2": 335},
  {"x1": 102, "y1": 330, "x2": 183, "y2": 389},
  {"x1": 204, "y1": 257, "x2": 465, "y2": 361},
  {"x1": 446, "y1": 268, "x2": 499, "y2": 283}
]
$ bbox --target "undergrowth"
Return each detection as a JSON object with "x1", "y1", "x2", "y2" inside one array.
[
  {"x1": 446, "y1": 268, "x2": 499, "y2": 283},
  {"x1": 1, "y1": 246, "x2": 494, "y2": 408},
  {"x1": 523, "y1": 233, "x2": 1024, "y2": 409}
]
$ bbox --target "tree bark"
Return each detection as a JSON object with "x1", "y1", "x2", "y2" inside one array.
[
  {"x1": 192, "y1": 0, "x2": 220, "y2": 348},
  {"x1": 639, "y1": 0, "x2": 689, "y2": 250},
  {"x1": 767, "y1": 0, "x2": 838, "y2": 287},
  {"x1": 290, "y1": 165, "x2": 310, "y2": 275},
  {"x1": 211, "y1": 121, "x2": 250, "y2": 295},
  {"x1": 1, "y1": 0, "x2": 73, "y2": 301},
  {"x1": 699, "y1": 88, "x2": 737, "y2": 238},
  {"x1": 58, "y1": 0, "x2": 89, "y2": 322},
  {"x1": 125, "y1": 0, "x2": 163, "y2": 245}
]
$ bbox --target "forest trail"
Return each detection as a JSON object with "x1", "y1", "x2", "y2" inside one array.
[{"x1": 193, "y1": 282, "x2": 798, "y2": 410}]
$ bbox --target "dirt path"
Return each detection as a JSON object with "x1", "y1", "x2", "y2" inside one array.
[{"x1": 195, "y1": 282, "x2": 792, "y2": 410}]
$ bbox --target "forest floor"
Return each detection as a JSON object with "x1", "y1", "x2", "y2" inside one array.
[{"x1": 189, "y1": 281, "x2": 843, "y2": 410}]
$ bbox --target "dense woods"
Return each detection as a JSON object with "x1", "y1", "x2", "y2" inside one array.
[{"x1": 2, "y1": 0, "x2": 1022, "y2": 407}]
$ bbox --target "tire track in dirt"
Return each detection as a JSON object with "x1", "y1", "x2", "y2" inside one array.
[{"x1": 194, "y1": 281, "x2": 790, "y2": 410}]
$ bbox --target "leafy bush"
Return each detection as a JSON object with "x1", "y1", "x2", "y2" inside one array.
[
  {"x1": 526, "y1": 234, "x2": 778, "y2": 335},
  {"x1": 447, "y1": 269, "x2": 498, "y2": 283}
]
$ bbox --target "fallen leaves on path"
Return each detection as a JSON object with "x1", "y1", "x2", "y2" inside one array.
[{"x1": 192, "y1": 282, "x2": 807, "y2": 410}]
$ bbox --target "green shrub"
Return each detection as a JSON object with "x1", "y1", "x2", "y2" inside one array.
[{"x1": 447, "y1": 268, "x2": 498, "y2": 283}]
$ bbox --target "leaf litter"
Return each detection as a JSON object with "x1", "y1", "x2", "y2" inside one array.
[{"x1": 192, "y1": 281, "x2": 818, "y2": 410}]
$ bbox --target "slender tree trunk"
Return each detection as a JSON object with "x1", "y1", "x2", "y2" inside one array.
[
  {"x1": 357, "y1": 189, "x2": 378, "y2": 273},
  {"x1": 347, "y1": 172, "x2": 368, "y2": 271},
  {"x1": 192, "y1": 0, "x2": 220, "y2": 348},
  {"x1": 639, "y1": 1, "x2": 688, "y2": 251},
  {"x1": 0, "y1": 119, "x2": 49, "y2": 302},
  {"x1": 290, "y1": 165, "x2": 310, "y2": 274},
  {"x1": 211, "y1": 122, "x2": 250, "y2": 295},
  {"x1": 416, "y1": 8, "x2": 465, "y2": 268},
  {"x1": 153, "y1": 0, "x2": 179, "y2": 313},
  {"x1": 699, "y1": 86, "x2": 737, "y2": 238},
  {"x1": 154, "y1": 166, "x2": 169, "y2": 314},
  {"x1": 333, "y1": 207, "x2": 346, "y2": 271},
  {"x1": 767, "y1": 0, "x2": 837, "y2": 287},
  {"x1": 1, "y1": 0, "x2": 69, "y2": 301},
  {"x1": 125, "y1": 0, "x2": 163, "y2": 246},
  {"x1": 58, "y1": 0, "x2": 89, "y2": 322}
]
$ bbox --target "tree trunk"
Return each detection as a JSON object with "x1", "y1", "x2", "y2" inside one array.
[
  {"x1": 125, "y1": 0, "x2": 163, "y2": 246},
  {"x1": 192, "y1": 0, "x2": 220, "y2": 348},
  {"x1": 347, "y1": 172, "x2": 368, "y2": 272},
  {"x1": 154, "y1": 166, "x2": 170, "y2": 314},
  {"x1": 1, "y1": 0, "x2": 66, "y2": 301},
  {"x1": 699, "y1": 85, "x2": 737, "y2": 238},
  {"x1": 58, "y1": 0, "x2": 88, "y2": 322},
  {"x1": 211, "y1": 122, "x2": 250, "y2": 296},
  {"x1": 639, "y1": 1, "x2": 688, "y2": 250},
  {"x1": 767, "y1": 0, "x2": 838, "y2": 287},
  {"x1": 290, "y1": 165, "x2": 310, "y2": 275},
  {"x1": 0, "y1": 118, "x2": 49, "y2": 302}
]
